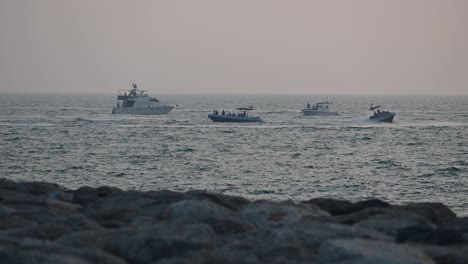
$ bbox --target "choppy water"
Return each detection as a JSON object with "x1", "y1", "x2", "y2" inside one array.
[{"x1": 1, "y1": 94, "x2": 467, "y2": 214}]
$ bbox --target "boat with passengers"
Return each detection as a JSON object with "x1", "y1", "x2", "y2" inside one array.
[
  {"x1": 369, "y1": 104, "x2": 396, "y2": 122},
  {"x1": 112, "y1": 83, "x2": 176, "y2": 115},
  {"x1": 208, "y1": 110, "x2": 263, "y2": 122},
  {"x1": 301, "y1": 101, "x2": 339, "y2": 116}
]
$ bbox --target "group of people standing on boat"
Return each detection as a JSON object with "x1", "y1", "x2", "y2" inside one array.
[
  {"x1": 306, "y1": 102, "x2": 328, "y2": 110},
  {"x1": 372, "y1": 109, "x2": 390, "y2": 117},
  {"x1": 213, "y1": 110, "x2": 248, "y2": 118}
]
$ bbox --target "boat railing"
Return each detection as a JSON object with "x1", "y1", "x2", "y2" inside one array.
[{"x1": 117, "y1": 89, "x2": 148, "y2": 97}]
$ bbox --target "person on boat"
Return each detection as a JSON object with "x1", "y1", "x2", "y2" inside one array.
[
  {"x1": 244, "y1": 111, "x2": 246, "y2": 117},
  {"x1": 307, "y1": 102, "x2": 310, "y2": 109},
  {"x1": 222, "y1": 110, "x2": 225, "y2": 115}
]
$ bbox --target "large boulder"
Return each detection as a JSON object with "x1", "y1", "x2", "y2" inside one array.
[
  {"x1": 238, "y1": 201, "x2": 330, "y2": 228},
  {"x1": 169, "y1": 199, "x2": 234, "y2": 222},
  {"x1": 0, "y1": 179, "x2": 64, "y2": 196},
  {"x1": 303, "y1": 198, "x2": 390, "y2": 216},
  {"x1": 185, "y1": 191, "x2": 250, "y2": 211},
  {"x1": 397, "y1": 203, "x2": 457, "y2": 224},
  {"x1": 214, "y1": 220, "x2": 392, "y2": 263},
  {"x1": 413, "y1": 243, "x2": 468, "y2": 264},
  {"x1": 317, "y1": 238, "x2": 436, "y2": 264},
  {"x1": 354, "y1": 211, "x2": 437, "y2": 239},
  {"x1": 58, "y1": 222, "x2": 216, "y2": 264},
  {"x1": 437, "y1": 216, "x2": 468, "y2": 241},
  {"x1": 0, "y1": 214, "x2": 102, "y2": 240},
  {"x1": 0, "y1": 237, "x2": 126, "y2": 264},
  {"x1": 72, "y1": 186, "x2": 123, "y2": 206}
]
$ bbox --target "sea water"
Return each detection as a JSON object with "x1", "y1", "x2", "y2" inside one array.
[{"x1": 1, "y1": 94, "x2": 467, "y2": 214}]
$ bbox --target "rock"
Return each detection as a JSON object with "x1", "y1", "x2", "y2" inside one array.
[
  {"x1": 58, "y1": 222, "x2": 216, "y2": 264},
  {"x1": 72, "y1": 186, "x2": 123, "y2": 205},
  {"x1": 336, "y1": 207, "x2": 392, "y2": 225},
  {"x1": 0, "y1": 179, "x2": 63, "y2": 195},
  {"x1": 0, "y1": 247, "x2": 90, "y2": 264},
  {"x1": 169, "y1": 199, "x2": 234, "y2": 222},
  {"x1": 437, "y1": 216, "x2": 468, "y2": 241},
  {"x1": 0, "y1": 214, "x2": 101, "y2": 240},
  {"x1": 1, "y1": 179, "x2": 467, "y2": 264},
  {"x1": 398, "y1": 203, "x2": 457, "y2": 224},
  {"x1": 354, "y1": 211, "x2": 437, "y2": 239},
  {"x1": 201, "y1": 217, "x2": 255, "y2": 235},
  {"x1": 21, "y1": 182, "x2": 64, "y2": 195},
  {"x1": 0, "y1": 224, "x2": 74, "y2": 240},
  {"x1": 213, "y1": 220, "x2": 391, "y2": 263},
  {"x1": 303, "y1": 198, "x2": 390, "y2": 216},
  {"x1": 318, "y1": 238, "x2": 436, "y2": 264},
  {"x1": 0, "y1": 215, "x2": 31, "y2": 230},
  {"x1": 46, "y1": 199, "x2": 81, "y2": 212},
  {"x1": 92, "y1": 207, "x2": 138, "y2": 228},
  {"x1": 0, "y1": 237, "x2": 126, "y2": 264},
  {"x1": 185, "y1": 191, "x2": 250, "y2": 211},
  {"x1": 302, "y1": 198, "x2": 354, "y2": 215},
  {"x1": 45, "y1": 214, "x2": 102, "y2": 232},
  {"x1": 80, "y1": 191, "x2": 164, "y2": 227},
  {"x1": 47, "y1": 191, "x2": 74, "y2": 203},
  {"x1": 0, "y1": 188, "x2": 45, "y2": 206},
  {"x1": 413, "y1": 243, "x2": 468, "y2": 264},
  {"x1": 238, "y1": 201, "x2": 330, "y2": 228},
  {"x1": 0, "y1": 206, "x2": 33, "y2": 230},
  {"x1": 396, "y1": 226, "x2": 465, "y2": 245}
]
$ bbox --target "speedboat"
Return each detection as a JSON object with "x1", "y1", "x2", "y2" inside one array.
[
  {"x1": 208, "y1": 111, "x2": 263, "y2": 122},
  {"x1": 368, "y1": 104, "x2": 396, "y2": 122},
  {"x1": 236, "y1": 106, "x2": 254, "y2": 111},
  {"x1": 111, "y1": 83, "x2": 176, "y2": 115},
  {"x1": 301, "y1": 101, "x2": 339, "y2": 116},
  {"x1": 369, "y1": 111, "x2": 396, "y2": 123}
]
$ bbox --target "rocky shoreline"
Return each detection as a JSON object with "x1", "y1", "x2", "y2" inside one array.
[{"x1": 0, "y1": 178, "x2": 467, "y2": 264}]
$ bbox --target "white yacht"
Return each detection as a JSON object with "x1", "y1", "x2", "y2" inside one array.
[
  {"x1": 301, "y1": 101, "x2": 339, "y2": 116},
  {"x1": 112, "y1": 83, "x2": 176, "y2": 115}
]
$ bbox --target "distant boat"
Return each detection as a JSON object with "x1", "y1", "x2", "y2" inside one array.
[
  {"x1": 111, "y1": 83, "x2": 176, "y2": 115},
  {"x1": 236, "y1": 106, "x2": 254, "y2": 111},
  {"x1": 301, "y1": 101, "x2": 339, "y2": 116},
  {"x1": 369, "y1": 104, "x2": 396, "y2": 122},
  {"x1": 208, "y1": 112, "x2": 263, "y2": 122}
]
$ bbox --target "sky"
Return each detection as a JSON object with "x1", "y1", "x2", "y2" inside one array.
[{"x1": 0, "y1": 0, "x2": 467, "y2": 95}]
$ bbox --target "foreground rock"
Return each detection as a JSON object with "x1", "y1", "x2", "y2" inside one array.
[{"x1": 0, "y1": 178, "x2": 467, "y2": 264}]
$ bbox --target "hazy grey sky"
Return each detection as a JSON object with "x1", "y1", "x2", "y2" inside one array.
[{"x1": 1, "y1": 0, "x2": 467, "y2": 94}]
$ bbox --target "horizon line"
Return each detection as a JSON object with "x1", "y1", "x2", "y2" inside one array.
[{"x1": 1, "y1": 91, "x2": 467, "y2": 96}]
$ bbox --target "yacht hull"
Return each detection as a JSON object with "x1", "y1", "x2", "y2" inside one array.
[
  {"x1": 301, "y1": 110, "x2": 339, "y2": 116},
  {"x1": 112, "y1": 105, "x2": 175, "y2": 115},
  {"x1": 208, "y1": 114, "x2": 263, "y2": 122}
]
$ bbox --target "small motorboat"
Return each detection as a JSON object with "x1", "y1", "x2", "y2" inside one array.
[
  {"x1": 301, "y1": 101, "x2": 339, "y2": 116},
  {"x1": 208, "y1": 111, "x2": 263, "y2": 122},
  {"x1": 368, "y1": 104, "x2": 396, "y2": 122},
  {"x1": 236, "y1": 106, "x2": 254, "y2": 111}
]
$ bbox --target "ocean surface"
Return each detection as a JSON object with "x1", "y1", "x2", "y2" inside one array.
[{"x1": 1, "y1": 94, "x2": 467, "y2": 214}]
